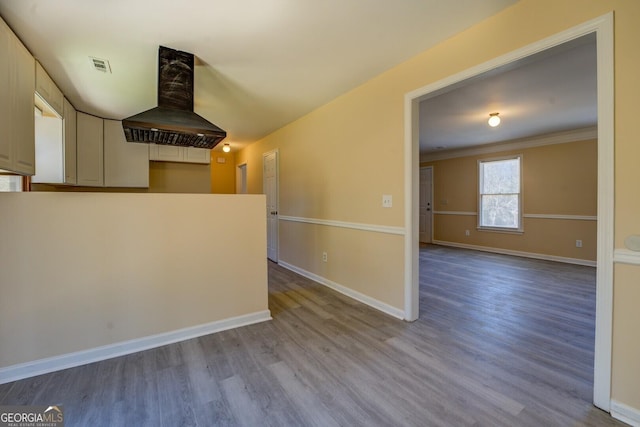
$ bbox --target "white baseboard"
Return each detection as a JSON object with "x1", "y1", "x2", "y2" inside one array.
[
  {"x1": 278, "y1": 261, "x2": 405, "y2": 320},
  {"x1": 611, "y1": 400, "x2": 640, "y2": 427},
  {"x1": 0, "y1": 310, "x2": 272, "y2": 385},
  {"x1": 432, "y1": 240, "x2": 597, "y2": 267}
]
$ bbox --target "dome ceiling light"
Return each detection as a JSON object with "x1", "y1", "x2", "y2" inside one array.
[{"x1": 488, "y1": 112, "x2": 501, "y2": 127}]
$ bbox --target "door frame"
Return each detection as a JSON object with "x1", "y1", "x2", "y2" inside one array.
[
  {"x1": 403, "y1": 14, "x2": 613, "y2": 410},
  {"x1": 263, "y1": 149, "x2": 279, "y2": 262},
  {"x1": 419, "y1": 166, "x2": 433, "y2": 244}
]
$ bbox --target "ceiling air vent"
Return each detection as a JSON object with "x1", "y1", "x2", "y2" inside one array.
[{"x1": 90, "y1": 56, "x2": 111, "y2": 73}]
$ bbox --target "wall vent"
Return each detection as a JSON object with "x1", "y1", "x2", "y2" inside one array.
[{"x1": 90, "y1": 57, "x2": 111, "y2": 73}]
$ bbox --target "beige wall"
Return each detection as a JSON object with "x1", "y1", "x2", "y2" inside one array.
[
  {"x1": 148, "y1": 161, "x2": 211, "y2": 193},
  {"x1": 423, "y1": 139, "x2": 597, "y2": 261},
  {"x1": 210, "y1": 151, "x2": 236, "y2": 194},
  {"x1": 280, "y1": 222, "x2": 405, "y2": 308},
  {"x1": 237, "y1": 0, "x2": 640, "y2": 411},
  {"x1": 0, "y1": 192, "x2": 268, "y2": 368},
  {"x1": 613, "y1": 264, "x2": 640, "y2": 404}
]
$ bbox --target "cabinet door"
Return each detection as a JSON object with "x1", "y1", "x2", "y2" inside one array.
[
  {"x1": 184, "y1": 147, "x2": 211, "y2": 164},
  {"x1": 149, "y1": 144, "x2": 211, "y2": 164},
  {"x1": 0, "y1": 17, "x2": 35, "y2": 175},
  {"x1": 104, "y1": 119, "x2": 149, "y2": 187},
  {"x1": 153, "y1": 144, "x2": 183, "y2": 162},
  {"x1": 76, "y1": 112, "x2": 103, "y2": 186},
  {"x1": 63, "y1": 98, "x2": 77, "y2": 184},
  {"x1": 0, "y1": 18, "x2": 12, "y2": 170},
  {"x1": 11, "y1": 32, "x2": 35, "y2": 175}
]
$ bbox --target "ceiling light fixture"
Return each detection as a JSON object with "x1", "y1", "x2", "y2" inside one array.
[
  {"x1": 222, "y1": 143, "x2": 231, "y2": 153},
  {"x1": 488, "y1": 112, "x2": 501, "y2": 127}
]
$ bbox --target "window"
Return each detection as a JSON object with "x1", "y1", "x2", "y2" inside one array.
[
  {"x1": 0, "y1": 173, "x2": 29, "y2": 192},
  {"x1": 0, "y1": 174, "x2": 24, "y2": 192},
  {"x1": 478, "y1": 156, "x2": 522, "y2": 232}
]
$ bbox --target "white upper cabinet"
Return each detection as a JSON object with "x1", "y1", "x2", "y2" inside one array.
[
  {"x1": 35, "y1": 61, "x2": 64, "y2": 117},
  {"x1": 52, "y1": 113, "x2": 149, "y2": 188},
  {"x1": 149, "y1": 144, "x2": 211, "y2": 164},
  {"x1": 104, "y1": 119, "x2": 149, "y2": 187},
  {"x1": 0, "y1": 17, "x2": 13, "y2": 170},
  {"x1": 0, "y1": 16, "x2": 35, "y2": 175},
  {"x1": 63, "y1": 98, "x2": 77, "y2": 184},
  {"x1": 12, "y1": 37, "x2": 36, "y2": 175},
  {"x1": 76, "y1": 112, "x2": 104, "y2": 187},
  {"x1": 184, "y1": 147, "x2": 211, "y2": 164},
  {"x1": 149, "y1": 144, "x2": 182, "y2": 162}
]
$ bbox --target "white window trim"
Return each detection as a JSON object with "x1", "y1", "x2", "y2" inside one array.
[{"x1": 477, "y1": 154, "x2": 523, "y2": 233}]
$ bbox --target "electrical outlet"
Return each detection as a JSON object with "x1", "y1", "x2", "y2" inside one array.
[
  {"x1": 382, "y1": 195, "x2": 392, "y2": 208},
  {"x1": 576, "y1": 240, "x2": 583, "y2": 248},
  {"x1": 465, "y1": 230, "x2": 470, "y2": 236},
  {"x1": 322, "y1": 252, "x2": 328, "y2": 262}
]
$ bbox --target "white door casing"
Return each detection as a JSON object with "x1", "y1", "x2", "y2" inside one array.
[
  {"x1": 263, "y1": 150, "x2": 279, "y2": 262},
  {"x1": 419, "y1": 166, "x2": 433, "y2": 243},
  {"x1": 404, "y1": 13, "x2": 613, "y2": 411}
]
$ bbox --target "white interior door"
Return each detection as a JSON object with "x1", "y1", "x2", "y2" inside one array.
[
  {"x1": 263, "y1": 151, "x2": 278, "y2": 262},
  {"x1": 419, "y1": 166, "x2": 433, "y2": 243},
  {"x1": 236, "y1": 163, "x2": 247, "y2": 194}
]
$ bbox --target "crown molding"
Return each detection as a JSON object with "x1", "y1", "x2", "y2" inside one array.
[{"x1": 421, "y1": 126, "x2": 597, "y2": 162}]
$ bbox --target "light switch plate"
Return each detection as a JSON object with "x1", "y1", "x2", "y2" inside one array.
[{"x1": 382, "y1": 195, "x2": 392, "y2": 208}]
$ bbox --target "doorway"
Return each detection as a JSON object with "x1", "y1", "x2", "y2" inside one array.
[
  {"x1": 404, "y1": 14, "x2": 614, "y2": 410},
  {"x1": 236, "y1": 163, "x2": 247, "y2": 194},
  {"x1": 419, "y1": 166, "x2": 432, "y2": 243},
  {"x1": 263, "y1": 150, "x2": 279, "y2": 262}
]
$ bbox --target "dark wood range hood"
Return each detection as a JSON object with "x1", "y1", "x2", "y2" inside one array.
[{"x1": 122, "y1": 46, "x2": 226, "y2": 150}]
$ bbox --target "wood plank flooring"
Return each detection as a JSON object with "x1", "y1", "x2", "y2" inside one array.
[{"x1": 0, "y1": 245, "x2": 626, "y2": 426}]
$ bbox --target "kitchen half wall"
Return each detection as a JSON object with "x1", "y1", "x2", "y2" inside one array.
[{"x1": 0, "y1": 192, "x2": 269, "y2": 380}]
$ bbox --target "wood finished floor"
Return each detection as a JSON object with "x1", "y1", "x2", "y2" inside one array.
[{"x1": 0, "y1": 245, "x2": 625, "y2": 426}]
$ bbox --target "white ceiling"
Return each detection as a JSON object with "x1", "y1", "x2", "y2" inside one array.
[
  {"x1": 419, "y1": 34, "x2": 597, "y2": 154},
  {"x1": 0, "y1": 0, "x2": 517, "y2": 151},
  {"x1": 6, "y1": 1, "x2": 595, "y2": 157}
]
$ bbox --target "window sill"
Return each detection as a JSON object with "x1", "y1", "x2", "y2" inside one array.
[{"x1": 477, "y1": 227, "x2": 524, "y2": 235}]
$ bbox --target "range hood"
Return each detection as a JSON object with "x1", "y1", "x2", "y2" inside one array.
[{"x1": 122, "y1": 46, "x2": 226, "y2": 149}]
